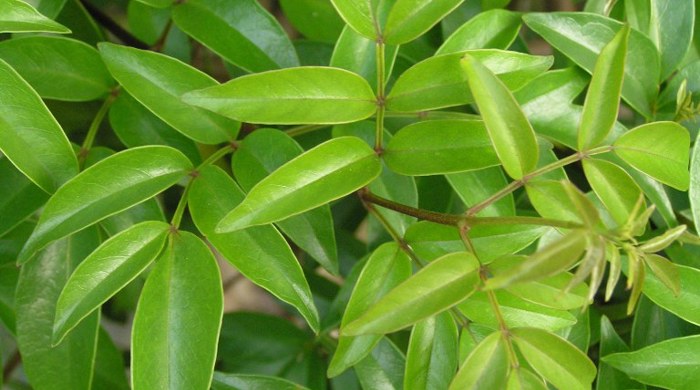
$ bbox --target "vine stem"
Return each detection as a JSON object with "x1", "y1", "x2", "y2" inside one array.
[
  {"x1": 78, "y1": 90, "x2": 119, "y2": 166},
  {"x1": 375, "y1": 40, "x2": 386, "y2": 151}
]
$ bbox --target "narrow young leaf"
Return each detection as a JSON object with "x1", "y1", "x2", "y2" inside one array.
[
  {"x1": 53, "y1": 221, "x2": 170, "y2": 344},
  {"x1": 172, "y1": 0, "x2": 298, "y2": 73},
  {"x1": 461, "y1": 54, "x2": 539, "y2": 179},
  {"x1": 405, "y1": 313, "x2": 459, "y2": 390},
  {"x1": 383, "y1": 0, "x2": 464, "y2": 45},
  {"x1": 639, "y1": 225, "x2": 687, "y2": 253},
  {"x1": 343, "y1": 252, "x2": 480, "y2": 336},
  {"x1": 437, "y1": 9, "x2": 521, "y2": 54},
  {"x1": 189, "y1": 166, "x2": 320, "y2": 332},
  {"x1": 511, "y1": 328, "x2": 596, "y2": 390},
  {"x1": 99, "y1": 43, "x2": 239, "y2": 144},
  {"x1": 583, "y1": 158, "x2": 643, "y2": 227},
  {"x1": 577, "y1": 25, "x2": 629, "y2": 150},
  {"x1": 18, "y1": 146, "x2": 192, "y2": 264},
  {"x1": 0, "y1": 0, "x2": 71, "y2": 33},
  {"x1": 184, "y1": 67, "x2": 377, "y2": 125},
  {"x1": 0, "y1": 59, "x2": 78, "y2": 193},
  {"x1": 613, "y1": 122, "x2": 690, "y2": 190},
  {"x1": 132, "y1": 232, "x2": 223, "y2": 390},
  {"x1": 603, "y1": 335, "x2": 700, "y2": 390},
  {"x1": 217, "y1": 137, "x2": 380, "y2": 232},
  {"x1": 449, "y1": 331, "x2": 509, "y2": 390}
]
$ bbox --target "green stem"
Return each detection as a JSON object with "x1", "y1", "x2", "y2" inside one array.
[
  {"x1": 170, "y1": 181, "x2": 192, "y2": 229},
  {"x1": 385, "y1": 111, "x2": 480, "y2": 121},
  {"x1": 468, "y1": 216, "x2": 583, "y2": 229},
  {"x1": 79, "y1": 91, "x2": 118, "y2": 165},
  {"x1": 375, "y1": 41, "x2": 386, "y2": 151},
  {"x1": 285, "y1": 124, "x2": 327, "y2": 138},
  {"x1": 197, "y1": 143, "x2": 236, "y2": 170}
]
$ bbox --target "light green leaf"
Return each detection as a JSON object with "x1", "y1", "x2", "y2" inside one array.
[
  {"x1": 511, "y1": 327, "x2": 596, "y2": 390},
  {"x1": 437, "y1": 9, "x2": 521, "y2": 54},
  {"x1": 446, "y1": 166, "x2": 515, "y2": 217},
  {"x1": 692, "y1": 132, "x2": 700, "y2": 235},
  {"x1": 189, "y1": 166, "x2": 320, "y2": 332},
  {"x1": 614, "y1": 121, "x2": 690, "y2": 190},
  {"x1": 526, "y1": 180, "x2": 596, "y2": 226},
  {"x1": 217, "y1": 137, "x2": 380, "y2": 232},
  {"x1": 642, "y1": 262, "x2": 700, "y2": 325},
  {"x1": 99, "y1": 42, "x2": 238, "y2": 144},
  {"x1": 0, "y1": 0, "x2": 70, "y2": 33},
  {"x1": 583, "y1": 158, "x2": 643, "y2": 227},
  {"x1": 329, "y1": 0, "x2": 381, "y2": 40},
  {"x1": 18, "y1": 146, "x2": 192, "y2": 264},
  {"x1": 343, "y1": 252, "x2": 480, "y2": 336},
  {"x1": 184, "y1": 67, "x2": 377, "y2": 125},
  {"x1": 645, "y1": 254, "x2": 681, "y2": 298},
  {"x1": 132, "y1": 232, "x2": 223, "y2": 390},
  {"x1": 405, "y1": 313, "x2": 458, "y2": 390},
  {"x1": 212, "y1": 372, "x2": 310, "y2": 390},
  {"x1": 506, "y1": 368, "x2": 547, "y2": 390},
  {"x1": 172, "y1": 0, "x2": 298, "y2": 73},
  {"x1": 524, "y1": 12, "x2": 659, "y2": 118},
  {"x1": 384, "y1": 120, "x2": 500, "y2": 175},
  {"x1": 603, "y1": 335, "x2": 700, "y2": 390},
  {"x1": 53, "y1": 221, "x2": 170, "y2": 344},
  {"x1": 387, "y1": 49, "x2": 552, "y2": 112},
  {"x1": 280, "y1": 0, "x2": 344, "y2": 43},
  {"x1": 461, "y1": 54, "x2": 539, "y2": 179},
  {"x1": 16, "y1": 230, "x2": 100, "y2": 390},
  {"x1": 449, "y1": 331, "x2": 509, "y2": 390},
  {"x1": 0, "y1": 158, "x2": 49, "y2": 237},
  {"x1": 577, "y1": 25, "x2": 629, "y2": 150},
  {"x1": 639, "y1": 225, "x2": 687, "y2": 253},
  {"x1": 26, "y1": 0, "x2": 69, "y2": 19},
  {"x1": 383, "y1": 0, "x2": 464, "y2": 45},
  {"x1": 0, "y1": 59, "x2": 78, "y2": 193},
  {"x1": 329, "y1": 243, "x2": 411, "y2": 377}
]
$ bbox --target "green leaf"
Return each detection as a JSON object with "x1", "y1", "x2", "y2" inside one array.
[
  {"x1": 0, "y1": 36, "x2": 114, "y2": 101},
  {"x1": 523, "y1": 12, "x2": 659, "y2": 118},
  {"x1": 354, "y1": 338, "x2": 406, "y2": 390},
  {"x1": 132, "y1": 232, "x2": 223, "y2": 390},
  {"x1": 437, "y1": 9, "x2": 521, "y2": 54},
  {"x1": 134, "y1": 0, "x2": 172, "y2": 9},
  {"x1": 0, "y1": 59, "x2": 78, "y2": 193},
  {"x1": 99, "y1": 42, "x2": 238, "y2": 144},
  {"x1": 280, "y1": 0, "x2": 344, "y2": 43},
  {"x1": 577, "y1": 25, "x2": 629, "y2": 150},
  {"x1": 0, "y1": 158, "x2": 49, "y2": 237},
  {"x1": 526, "y1": 180, "x2": 596, "y2": 226},
  {"x1": 506, "y1": 368, "x2": 547, "y2": 390},
  {"x1": 329, "y1": 0, "x2": 381, "y2": 40},
  {"x1": 329, "y1": 243, "x2": 411, "y2": 377},
  {"x1": 583, "y1": 158, "x2": 643, "y2": 227},
  {"x1": 53, "y1": 221, "x2": 170, "y2": 344},
  {"x1": 384, "y1": 120, "x2": 500, "y2": 175},
  {"x1": 92, "y1": 328, "x2": 130, "y2": 390},
  {"x1": 449, "y1": 331, "x2": 509, "y2": 390},
  {"x1": 218, "y1": 137, "x2": 380, "y2": 232},
  {"x1": 597, "y1": 316, "x2": 642, "y2": 390},
  {"x1": 485, "y1": 231, "x2": 587, "y2": 290},
  {"x1": 603, "y1": 335, "x2": 700, "y2": 390},
  {"x1": 383, "y1": 0, "x2": 464, "y2": 45},
  {"x1": 613, "y1": 121, "x2": 691, "y2": 190},
  {"x1": 405, "y1": 313, "x2": 458, "y2": 390},
  {"x1": 30, "y1": 0, "x2": 69, "y2": 19},
  {"x1": 387, "y1": 50, "x2": 552, "y2": 112},
  {"x1": 642, "y1": 262, "x2": 700, "y2": 326},
  {"x1": 343, "y1": 252, "x2": 480, "y2": 336},
  {"x1": 693, "y1": 132, "x2": 700, "y2": 235},
  {"x1": 15, "y1": 229, "x2": 100, "y2": 390},
  {"x1": 232, "y1": 129, "x2": 338, "y2": 274},
  {"x1": 189, "y1": 166, "x2": 320, "y2": 332},
  {"x1": 461, "y1": 54, "x2": 539, "y2": 179},
  {"x1": 0, "y1": 0, "x2": 71, "y2": 33},
  {"x1": 184, "y1": 67, "x2": 377, "y2": 125},
  {"x1": 18, "y1": 146, "x2": 192, "y2": 264},
  {"x1": 172, "y1": 0, "x2": 298, "y2": 73},
  {"x1": 212, "y1": 372, "x2": 310, "y2": 390},
  {"x1": 446, "y1": 166, "x2": 515, "y2": 217},
  {"x1": 511, "y1": 327, "x2": 596, "y2": 390}
]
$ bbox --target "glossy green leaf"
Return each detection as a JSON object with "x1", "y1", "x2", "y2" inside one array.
[
  {"x1": 524, "y1": 12, "x2": 659, "y2": 118},
  {"x1": 511, "y1": 327, "x2": 596, "y2": 390},
  {"x1": 0, "y1": 36, "x2": 114, "y2": 101},
  {"x1": 384, "y1": 120, "x2": 500, "y2": 175},
  {"x1": 577, "y1": 25, "x2": 629, "y2": 150},
  {"x1": 603, "y1": 335, "x2": 700, "y2": 390},
  {"x1": 16, "y1": 229, "x2": 100, "y2": 390},
  {"x1": 232, "y1": 129, "x2": 337, "y2": 274},
  {"x1": 446, "y1": 166, "x2": 514, "y2": 217},
  {"x1": 329, "y1": 243, "x2": 411, "y2": 377},
  {"x1": 486, "y1": 231, "x2": 587, "y2": 290},
  {"x1": 53, "y1": 221, "x2": 170, "y2": 344},
  {"x1": 172, "y1": 0, "x2": 298, "y2": 73},
  {"x1": 329, "y1": 0, "x2": 381, "y2": 40},
  {"x1": 583, "y1": 158, "x2": 643, "y2": 227},
  {"x1": 613, "y1": 121, "x2": 690, "y2": 190},
  {"x1": 28, "y1": 0, "x2": 69, "y2": 19},
  {"x1": 506, "y1": 368, "x2": 547, "y2": 390},
  {"x1": 526, "y1": 180, "x2": 595, "y2": 226},
  {"x1": 383, "y1": 0, "x2": 464, "y2": 45},
  {"x1": 189, "y1": 166, "x2": 319, "y2": 332},
  {"x1": 343, "y1": 252, "x2": 480, "y2": 336},
  {"x1": 0, "y1": 59, "x2": 78, "y2": 193},
  {"x1": 387, "y1": 50, "x2": 553, "y2": 112},
  {"x1": 99, "y1": 43, "x2": 238, "y2": 144},
  {"x1": 449, "y1": 331, "x2": 509, "y2": 390},
  {"x1": 405, "y1": 313, "x2": 458, "y2": 390},
  {"x1": 0, "y1": 158, "x2": 49, "y2": 237},
  {"x1": 212, "y1": 372, "x2": 310, "y2": 390},
  {"x1": 597, "y1": 316, "x2": 642, "y2": 390},
  {"x1": 184, "y1": 67, "x2": 376, "y2": 125},
  {"x1": 354, "y1": 338, "x2": 406, "y2": 390},
  {"x1": 641, "y1": 262, "x2": 700, "y2": 325},
  {"x1": 0, "y1": 0, "x2": 70, "y2": 33},
  {"x1": 461, "y1": 54, "x2": 539, "y2": 179},
  {"x1": 218, "y1": 137, "x2": 380, "y2": 232},
  {"x1": 132, "y1": 232, "x2": 223, "y2": 390},
  {"x1": 100, "y1": 198, "x2": 165, "y2": 237},
  {"x1": 280, "y1": 0, "x2": 344, "y2": 42},
  {"x1": 18, "y1": 146, "x2": 192, "y2": 264},
  {"x1": 437, "y1": 9, "x2": 521, "y2": 54}
]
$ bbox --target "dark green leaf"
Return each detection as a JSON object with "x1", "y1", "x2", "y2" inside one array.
[
  {"x1": 0, "y1": 0, "x2": 71, "y2": 33},
  {"x1": 383, "y1": 0, "x2": 464, "y2": 45},
  {"x1": 446, "y1": 166, "x2": 514, "y2": 217},
  {"x1": 134, "y1": 0, "x2": 172, "y2": 9},
  {"x1": 597, "y1": 316, "x2": 642, "y2": 390},
  {"x1": 0, "y1": 158, "x2": 49, "y2": 237},
  {"x1": 92, "y1": 328, "x2": 130, "y2": 390},
  {"x1": 405, "y1": 313, "x2": 458, "y2": 390},
  {"x1": 437, "y1": 9, "x2": 521, "y2": 53},
  {"x1": 212, "y1": 372, "x2": 309, "y2": 390},
  {"x1": 692, "y1": 132, "x2": 700, "y2": 235},
  {"x1": 354, "y1": 338, "x2": 406, "y2": 390},
  {"x1": 280, "y1": 0, "x2": 344, "y2": 42},
  {"x1": 449, "y1": 331, "x2": 509, "y2": 390}
]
